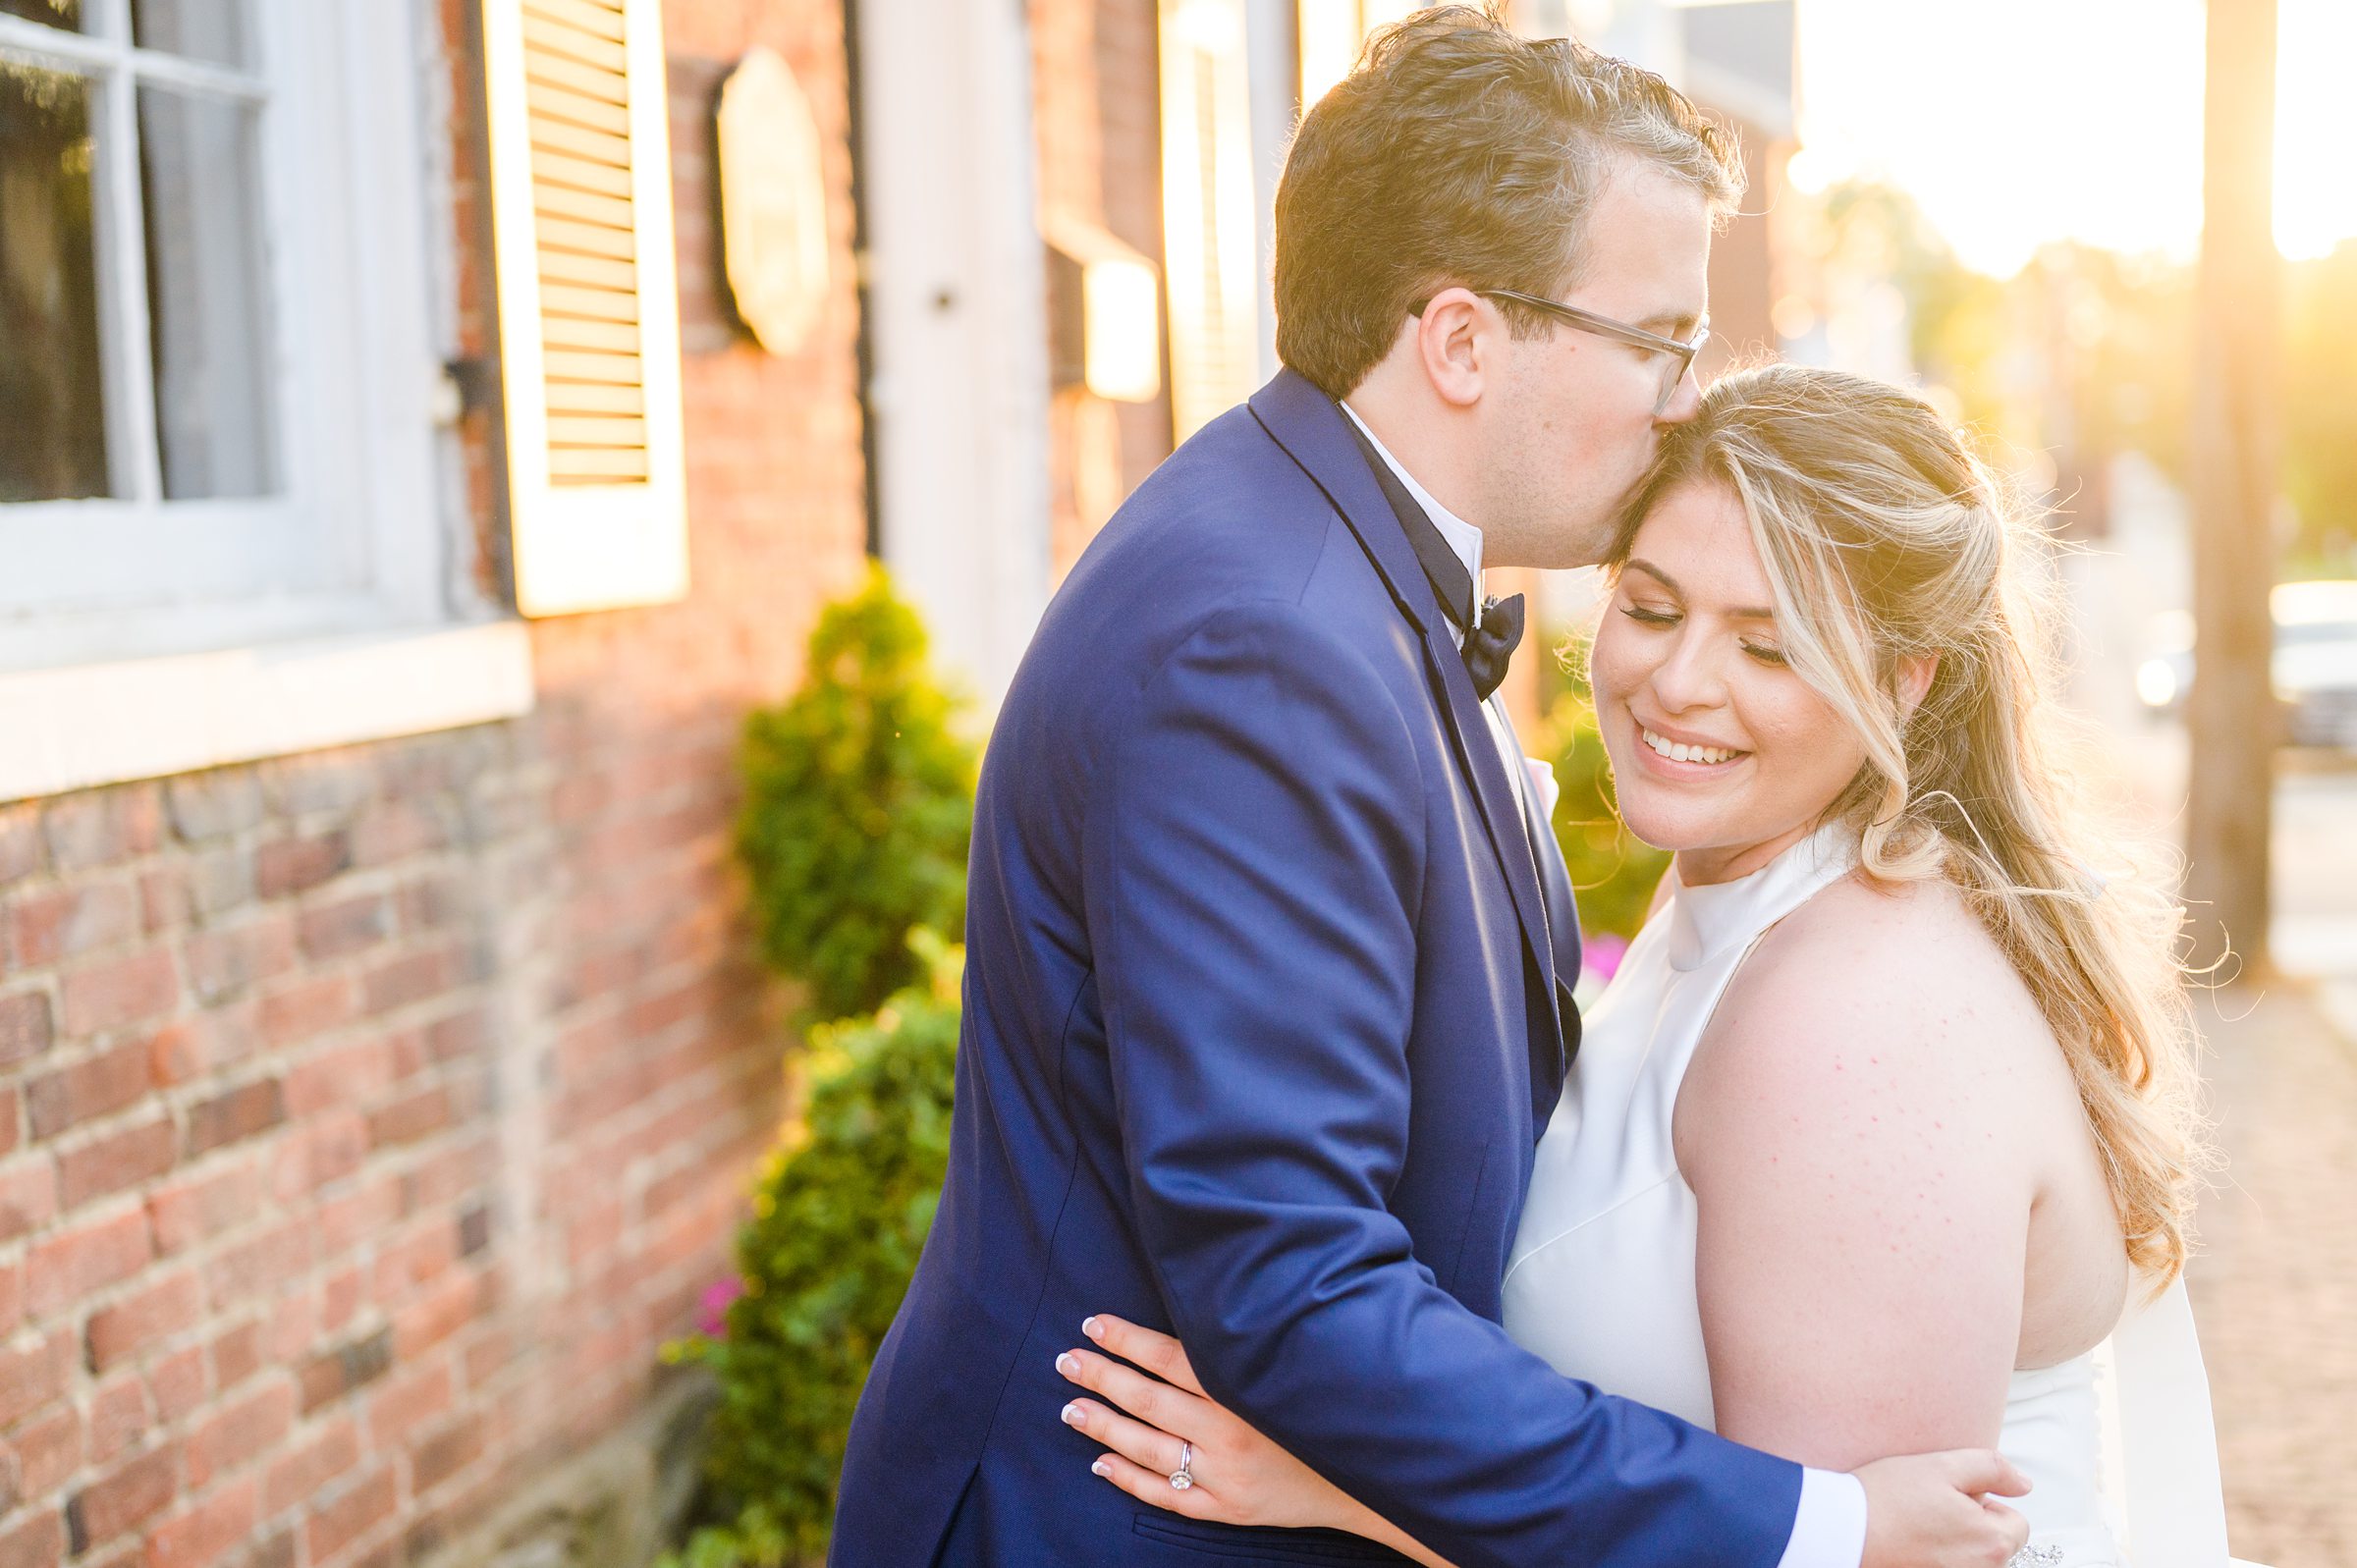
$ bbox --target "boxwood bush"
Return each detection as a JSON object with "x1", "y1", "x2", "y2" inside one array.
[
  {"x1": 662, "y1": 570, "x2": 977, "y2": 1568},
  {"x1": 664, "y1": 936, "x2": 963, "y2": 1568},
  {"x1": 734, "y1": 565, "x2": 976, "y2": 1021}
]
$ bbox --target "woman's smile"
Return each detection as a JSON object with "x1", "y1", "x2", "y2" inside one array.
[{"x1": 1630, "y1": 714, "x2": 1749, "y2": 771}]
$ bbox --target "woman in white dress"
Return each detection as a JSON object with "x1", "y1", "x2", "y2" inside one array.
[{"x1": 1051, "y1": 365, "x2": 2229, "y2": 1567}]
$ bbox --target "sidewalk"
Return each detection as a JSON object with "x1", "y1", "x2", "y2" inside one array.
[{"x1": 2185, "y1": 980, "x2": 2357, "y2": 1568}]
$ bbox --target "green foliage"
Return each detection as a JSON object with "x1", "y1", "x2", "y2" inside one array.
[
  {"x1": 1529, "y1": 669, "x2": 1670, "y2": 943},
  {"x1": 673, "y1": 568, "x2": 980, "y2": 1565},
  {"x1": 663, "y1": 935, "x2": 965, "y2": 1568},
  {"x1": 736, "y1": 566, "x2": 977, "y2": 1020},
  {"x1": 1816, "y1": 180, "x2": 2013, "y2": 435},
  {"x1": 2013, "y1": 245, "x2": 2196, "y2": 499},
  {"x1": 1814, "y1": 183, "x2": 2357, "y2": 575}
]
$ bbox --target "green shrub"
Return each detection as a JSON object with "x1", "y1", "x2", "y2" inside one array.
[
  {"x1": 671, "y1": 569, "x2": 979, "y2": 1567},
  {"x1": 736, "y1": 566, "x2": 978, "y2": 1020},
  {"x1": 1530, "y1": 669, "x2": 1672, "y2": 944},
  {"x1": 664, "y1": 934, "x2": 964, "y2": 1568}
]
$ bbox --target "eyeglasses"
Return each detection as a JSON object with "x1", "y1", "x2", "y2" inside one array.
[{"x1": 1473, "y1": 288, "x2": 1710, "y2": 415}]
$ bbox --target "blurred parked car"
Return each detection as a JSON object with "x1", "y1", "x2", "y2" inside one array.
[{"x1": 2136, "y1": 580, "x2": 2357, "y2": 747}]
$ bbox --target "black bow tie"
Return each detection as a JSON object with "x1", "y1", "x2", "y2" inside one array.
[
  {"x1": 1340, "y1": 414, "x2": 1526, "y2": 701},
  {"x1": 1460, "y1": 592, "x2": 1526, "y2": 703}
]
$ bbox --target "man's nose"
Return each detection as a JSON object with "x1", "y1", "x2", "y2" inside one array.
[{"x1": 1655, "y1": 366, "x2": 1704, "y2": 426}]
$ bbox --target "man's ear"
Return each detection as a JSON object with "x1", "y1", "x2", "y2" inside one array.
[
  {"x1": 1896, "y1": 654, "x2": 1938, "y2": 719},
  {"x1": 1415, "y1": 286, "x2": 1490, "y2": 410}
]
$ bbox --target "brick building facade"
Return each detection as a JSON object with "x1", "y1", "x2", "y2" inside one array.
[
  {"x1": 1031, "y1": 0, "x2": 1177, "y2": 578},
  {"x1": 1, "y1": 5, "x2": 868, "y2": 1568}
]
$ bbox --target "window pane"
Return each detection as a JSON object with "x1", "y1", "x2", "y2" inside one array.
[
  {"x1": 129, "y1": 0, "x2": 249, "y2": 70},
  {"x1": 137, "y1": 85, "x2": 275, "y2": 499},
  {"x1": 0, "y1": 61, "x2": 110, "y2": 502},
  {"x1": 0, "y1": 0, "x2": 84, "y2": 31}
]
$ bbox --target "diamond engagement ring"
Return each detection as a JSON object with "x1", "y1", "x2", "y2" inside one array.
[{"x1": 1170, "y1": 1440, "x2": 1195, "y2": 1491}]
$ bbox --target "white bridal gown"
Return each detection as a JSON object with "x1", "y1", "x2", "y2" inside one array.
[{"x1": 1502, "y1": 823, "x2": 2248, "y2": 1568}]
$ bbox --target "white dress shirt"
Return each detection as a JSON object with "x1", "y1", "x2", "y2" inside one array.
[
  {"x1": 1337, "y1": 405, "x2": 1536, "y2": 823},
  {"x1": 1338, "y1": 403, "x2": 1870, "y2": 1568}
]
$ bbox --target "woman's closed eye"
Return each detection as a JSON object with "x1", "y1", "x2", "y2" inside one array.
[{"x1": 1619, "y1": 602, "x2": 1788, "y2": 667}]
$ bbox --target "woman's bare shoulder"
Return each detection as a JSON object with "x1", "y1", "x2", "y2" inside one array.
[
  {"x1": 1744, "y1": 871, "x2": 2042, "y2": 1037},
  {"x1": 1684, "y1": 870, "x2": 2057, "y2": 1146}
]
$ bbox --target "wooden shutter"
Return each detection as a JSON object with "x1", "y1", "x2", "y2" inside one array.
[{"x1": 481, "y1": 0, "x2": 688, "y2": 617}]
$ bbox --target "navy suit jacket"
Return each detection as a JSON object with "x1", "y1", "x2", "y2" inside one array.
[{"x1": 831, "y1": 371, "x2": 1802, "y2": 1568}]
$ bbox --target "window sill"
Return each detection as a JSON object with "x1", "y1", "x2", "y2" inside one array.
[{"x1": 0, "y1": 621, "x2": 536, "y2": 803}]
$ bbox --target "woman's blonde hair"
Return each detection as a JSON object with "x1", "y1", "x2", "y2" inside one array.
[{"x1": 1617, "y1": 363, "x2": 2208, "y2": 1284}]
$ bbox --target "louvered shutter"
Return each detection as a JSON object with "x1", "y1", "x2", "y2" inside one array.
[{"x1": 481, "y1": 0, "x2": 688, "y2": 617}]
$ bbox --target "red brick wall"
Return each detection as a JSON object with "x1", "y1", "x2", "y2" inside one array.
[
  {"x1": 0, "y1": 7, "x2": 868, "y2": 1568},
  {"x1": 1698, "y1": 117, "x2": 1786, "y2": 381},
  {"x1": 1091, "y1": 0, "x2": 1173, "y2": 510}
]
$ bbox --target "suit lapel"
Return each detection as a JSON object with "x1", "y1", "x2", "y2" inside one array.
[{"x1": 1248, "y1": 371, "x2": 1564, "y2": 1059}]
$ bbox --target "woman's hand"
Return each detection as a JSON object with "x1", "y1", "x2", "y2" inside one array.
[{"x1": 1053, "y1": 1315, "x2": 1368, "y2": 1534}]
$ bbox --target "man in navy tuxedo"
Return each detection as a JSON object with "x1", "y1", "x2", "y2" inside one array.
[{"x1": 832, "y1": 11, "x2": 2030, "y2": 1568}]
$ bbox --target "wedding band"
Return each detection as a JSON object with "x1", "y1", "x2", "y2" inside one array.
[{"x1": 1170, "y1": 1440, "x2": 1194, "y2": 1491}]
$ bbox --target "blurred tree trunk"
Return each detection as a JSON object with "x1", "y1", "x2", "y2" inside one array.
[{"x1": 2185, "y1": 0, "x2": 2281, "y2": 976}]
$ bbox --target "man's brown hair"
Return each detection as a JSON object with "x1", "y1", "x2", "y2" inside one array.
[{"x1": 1274, "y1": 5, "x2": 1745, "y2": 398}]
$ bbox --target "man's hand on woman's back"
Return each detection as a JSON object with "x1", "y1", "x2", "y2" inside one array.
[{"x1": 1856, "y1": 1450, "x2": 2032, "y2": 1568}]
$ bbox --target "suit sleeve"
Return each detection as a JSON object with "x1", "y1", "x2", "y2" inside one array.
[{"x1": 1081, "y1": 602, "x2": 1803, "y2": 1568}]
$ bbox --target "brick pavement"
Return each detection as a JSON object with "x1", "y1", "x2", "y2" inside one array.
[{"x1": 2185, "y1": 980, "x2": 2357, "y2": 1568}]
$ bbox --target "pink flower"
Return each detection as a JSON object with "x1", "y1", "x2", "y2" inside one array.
[
  {"x1": 1581, "y1": 934, "x2": 1630, "y2": 987},
  {"x1": 698, "y1": 1274, "x2": 746, "y2": 1337}
]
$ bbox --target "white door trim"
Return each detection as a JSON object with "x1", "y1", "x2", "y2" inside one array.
[{"x1": 855, "y1": 0, "x2": 1053, "y2": 709}]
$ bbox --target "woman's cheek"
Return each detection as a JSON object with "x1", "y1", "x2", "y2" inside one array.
[
  {"x1": 1744, "y1": 681, "x2": 1853, "y2": 799},
  {"x1": 1587, "y1": 622, "x2": 1634, "y2": 711}
]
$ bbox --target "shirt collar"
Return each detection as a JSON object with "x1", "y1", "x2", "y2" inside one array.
[{"x1": 1339, "y1": 402, "x2": 1484, "y2": 615}]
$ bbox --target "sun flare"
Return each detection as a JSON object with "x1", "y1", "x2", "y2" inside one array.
[{"x1": 1792, "y1": 0, "x2": 2351, "y2": 276}]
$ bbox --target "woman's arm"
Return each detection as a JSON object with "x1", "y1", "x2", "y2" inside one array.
[
  {"x1": 1057, "y1": 1277, "x2": 2034, "y2": 1567},
  {"x1": 1674, "y1": 880, "x2": 2043, "y2": 1469}
]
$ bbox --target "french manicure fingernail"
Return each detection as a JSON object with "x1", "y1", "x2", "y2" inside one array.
[
  {"x1": 1081, "y1": 1316, "x2": 1103, "y2": 1340},
  {"x1": 1055, "y1": 1352, "x2": 1078, "y2": 1376},
  {"x1": 1061, "y1": 1402, "x2": 1083, "y2": 1426},
  {"x1": 1091, "y1": 1459, "x2": 1111, "y2": 1479}
]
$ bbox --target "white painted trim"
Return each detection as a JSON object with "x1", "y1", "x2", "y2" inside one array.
[
  {"x1": 0, "y1": 16, "x2": 270, "y2": 99},
  {"x1": 0, "y1": 589, "x2": 428, "y2": 675},
  {"x1": 342, "y1": 0, "x2": 447, "y2": 622},
  {"x1": 0, "y1": 622, "x2": 536, "y2": 804},
  {"x1": 858, "y1": 0, "x2": 1051, "y2": 707},
  {"x1": 1243, "y1": 0, "x2": 1295, "y2": 388},
  {"x1": 91, "y1": 0, "x2": 169, "y2": 508},
  {"x1": 1156, "y1": 0, "x2": 1265, "y2": 443},
  {"x1": 481, "y1": 0, "x2": 690, "y2": 620}
]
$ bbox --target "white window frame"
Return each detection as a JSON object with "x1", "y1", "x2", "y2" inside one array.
[{"x1": 0, "y1": 0, "x2": 533, "y2": 801}]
